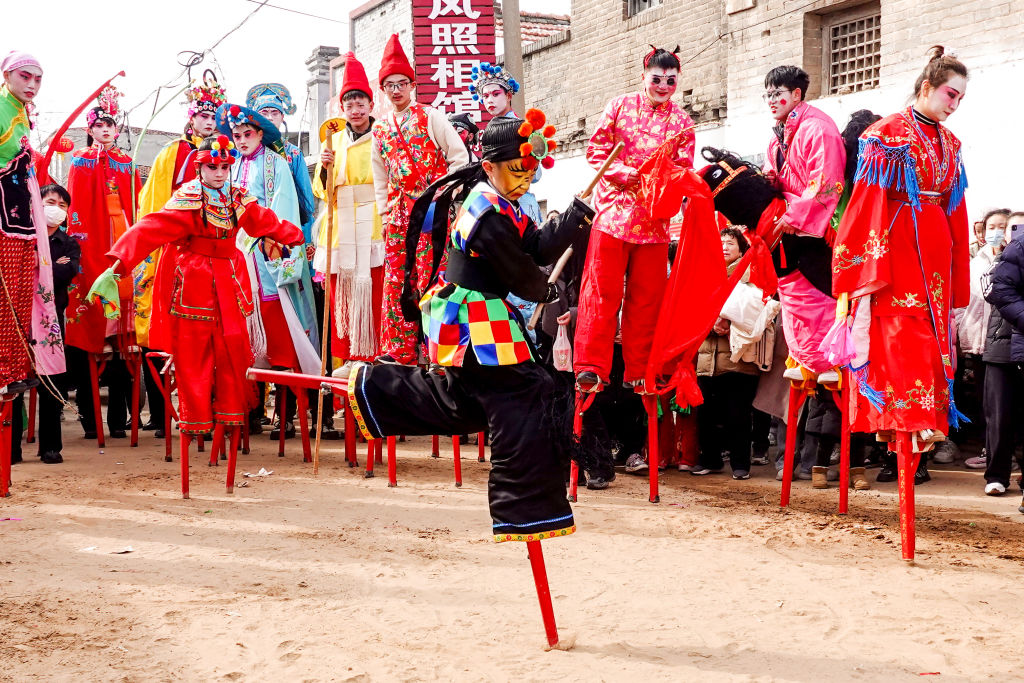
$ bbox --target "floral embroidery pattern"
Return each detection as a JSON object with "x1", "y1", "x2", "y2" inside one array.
[
  {"x1": 833, "y1": 229, "x2": 887, "y2": 272},
  {"x1": 884, "y1": 379, "x2": 948, "y2": 414},
  {"x1": 891, "y1": 292, "x2": 927, "y2": 308}
]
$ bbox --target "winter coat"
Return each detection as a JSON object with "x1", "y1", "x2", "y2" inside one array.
[{"x1": 984, "y1": 238, "x2": 1024, "y2": 362}]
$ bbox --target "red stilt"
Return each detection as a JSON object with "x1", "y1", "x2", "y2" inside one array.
[
  {"x1": 242, "y1": 420, "x2": 250, "y2": 454},
  {"x1": 197, "y1": 433, "x2": 205, "y2": 453},
  {"x1": 431, "y1": 434, "x2": 440, "y2": 458},
  {"x1": 226, "y1": 426, "x2": 241, "y2": 494},
  {"x1": 365, "y1": 438, "x2": 375, "y2": 477},
  {"x1": 837, "y1": 370, "x2": 851, "y2": 514},
  {"x1": 130, "y1": 357, "x2": 141, "y2": 447},
  {"x1": 453, "y1": 435, "x2": 462, "y2": 488},
  {"x1": 526, "y1": 540, "x2": 560, "y2": 648},
  {"x1": 895, "y1": 434, "x2": 917, "y2": 562},
  {"x1": 88, "y1": 355, "x2": 105, "y2": 447},
  {"x1": 180, "y1": 432, "x2": 191, "y2": 499},
  {"x1": 277, "y1": 388, "x2": 287, "y2": 458},
  {"x1": 25, "y1": 387, "x2": 36, "y2": 443},
  {"x1": 387, "y1": 435, "x2": 398, "y2": 487},
  {"x1": 297, "y1": 390, "x2": 312, "y2": 463},
  {"x1": 1, "y1": 400, "x2": 13, "y2": 497},
  {"x1": 209, "y1": 423, "x2": 225, "y2": 467},
  {"x1": 375, "y1": 438, "x2": 383, "y2": 464},
  {"x1": 477, "y1": 431, "x2": 486, "y2": 462},
  {"x1": 345, "y1": 400, "x2": 356, "y2": 466},
  {"x1": 569, "y1": 391, "x2": 597, "y2": 503},
  {"x1": 780, "y1": 384, "x2": 808, "y2": 508},
  {"x1": 643, "y1": 394, "x2": 660, "y2": 504}
]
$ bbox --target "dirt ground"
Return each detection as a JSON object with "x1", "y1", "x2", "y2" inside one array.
[{"x1": 3, "y1": 424, "x2": 1024, "y2": 682}]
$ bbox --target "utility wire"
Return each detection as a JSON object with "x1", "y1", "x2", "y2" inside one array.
[{"x1": 241, "y1": 0, "x2": 348, "y2": 24}]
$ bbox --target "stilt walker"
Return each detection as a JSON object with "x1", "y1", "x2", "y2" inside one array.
[
  {"x1": 347, "y1": 114, "x2": 592, "y2": 646},
  {"x1": 832, "y1": 47, "x2": 971, "y2": 561},
  {"x1": 88, "y1": 135, "x2": 305, "y2": 498}
]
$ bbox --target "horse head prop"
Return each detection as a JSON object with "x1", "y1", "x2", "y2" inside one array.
[{"x1": 698, "y1": 147, "x2": 781, "y2": 233}]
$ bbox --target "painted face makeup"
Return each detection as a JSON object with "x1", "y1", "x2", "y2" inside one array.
[
  {"x1": 89, "y1": 120, "x2": 118, "y2": 145},
  {"x1": 643, "y1": 67, "x2": 679, "y2": 106},
  {"x1": 918, "y1": 74, "x2": 967, "y2": 122},
  {"x1": 231, "y1": 125, "x2": 264, "y2": 156},
  {"x1": 4, "y1": 68, "x2": 42, "y2": 103},
  {"x1": 342, "y1": 96, "x2": 372, "y2": 131},
  {"x1": 481, "y1": 84, "x2": 512, "y2": 117},
  {"x1": 484, "y1": 159, "x2": 534, "y2": 200},
  {"x1": 191, "y1": 111, "x2": 217, "y2": 137},
  {"x1": 765, "y1": 87, "x2": 799, "y2": 121},
  {"x1": 201, "y1": 162, "x2": 233, "y2": 189},
  {"x1": 258, "y1": 107, "x2": 285, "y2": 130}
]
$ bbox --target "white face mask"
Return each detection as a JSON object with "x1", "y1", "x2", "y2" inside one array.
[
  {"x1": 43, "y1": 204, "x2": 67, "y2": 227},
  {"x1": 985, "y1": 231, "x2": 1004, "y2": 247}
]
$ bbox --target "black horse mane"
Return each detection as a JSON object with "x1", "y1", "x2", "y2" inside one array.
[{"x1": 698, "y1": 146, "x2": 781, "y2": 230}]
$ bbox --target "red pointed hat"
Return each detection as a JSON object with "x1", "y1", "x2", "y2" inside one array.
[
  {"x1": 340, "y1": 52, "x2": 373, "y2": 103},
  {"x1": 378, "y1": 34, "x2": 415, "y2": 87}
]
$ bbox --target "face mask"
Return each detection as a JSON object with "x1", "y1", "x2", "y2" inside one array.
[
  {"x1": 43, "y1": 204, "x2": 66, "y2": 227},
  {"x1": 985, "y1": 231, "x2": 1004, "y2": 247}
]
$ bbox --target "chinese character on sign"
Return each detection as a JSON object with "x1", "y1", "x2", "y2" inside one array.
[
  {"x1": 430, "y1": 58, "x2": 479, "y2": 90},
  {"x1": 431, "y1": 23, "x2": 480, "y2": 55},
  {"x1": 429, "y1": 91, "x2": 481, "y2": 117},
  {"x1": 428, "y1": 0, "x2": 481, "y2": 19}
]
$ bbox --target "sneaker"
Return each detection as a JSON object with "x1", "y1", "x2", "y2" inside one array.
[
  {"x1": 876, "y1": 463, "x2": 897, "y2": 483},
  {"x1": 932, "y1": 441, "x2": 959, "y2": 464},
  {"x1": 109, "y1": 429, "x2": 127, "y2": 439},
  {"x1": 984, "y1": 481, "x2": 1006, "y2": 496},
  {"x1": 586, "y1": 476, "x2": 610, "y2": 490},
  {"x1": 829, "y1": 444, "x2": 840, "y2": 465},
  {"x1": 39, "y1": 451, "x2": 63, "y2": 464},
  {"x1": 751, "y1": 449, "x2": 769, "y2": 466},
  {"x1": 269, "y1": 421, "x2": 295, "y2": 440},
  {"x1": 576, "y1": 371, "x2": 603, "y2": 392},
  {"x1": 624, "y1": 453, "x2": 648, "y2": 474},
  {"x1": 732, "y1": 469, "x2": 750, "y2": 480},
  {"x1": 915, "y1": 462, "x2": 931, "y2": 485},
  {"x1": 796, "y1": 469, "x2": 813, "y2": 481},
  {"x1": 775, "y1": 469, "x2": 785, "y2": 481},
  {"x1": 677, "y1": 463, "x2": 697, "y2": 472},
  {"x1": 690, "y1": 466, "x2": 722, "y2": 476}
]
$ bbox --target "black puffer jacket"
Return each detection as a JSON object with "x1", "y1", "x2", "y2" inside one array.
[{"x1": 984, "y1": 239, "x2": 1024, "y2": 362}]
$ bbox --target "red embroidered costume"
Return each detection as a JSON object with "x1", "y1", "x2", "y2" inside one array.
[
  {"x1": 106, "y1": 176, "x2": 303, "y2": 434},
  {"x1": 833, "y1": 106, "x2": 970, "y2": 434}
]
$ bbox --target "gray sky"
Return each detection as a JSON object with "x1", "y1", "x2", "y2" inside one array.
[{"x1": 24, "y1": 0, "x2": 568, "y2": 148}]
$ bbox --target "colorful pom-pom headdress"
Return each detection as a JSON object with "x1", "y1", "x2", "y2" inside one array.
[
  {"x1": 86, "y1": 85, "x2": 124, "y2": 128},
  {"x1": 480, "y1": 108, "x2": 556, "y2": 171},
  {"x1": 468, "y1": 62, "x2": 520, "y2": 100},
  {"x1": 195, "y1": 134, "x2": 239, "y2": 165},
  {"x1": 187, "y1": 72, "x2": 227, "y2": 118}
]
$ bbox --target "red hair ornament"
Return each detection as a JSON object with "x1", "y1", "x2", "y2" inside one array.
[{"x1": 517, "y1": 108, "x2": 557, "y2": 171}]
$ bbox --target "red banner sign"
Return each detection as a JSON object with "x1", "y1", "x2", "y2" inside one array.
[{"x1": 412, "y1": 0, "x2": 497, "y2": 123}]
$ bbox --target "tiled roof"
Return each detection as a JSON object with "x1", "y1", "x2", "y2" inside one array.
[{"x1": 494, "y1": 3, "x2": 570, "y2": 45}]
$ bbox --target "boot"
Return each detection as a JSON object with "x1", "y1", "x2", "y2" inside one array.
[
  {"x1": 811, "y1": 465, "x2": 829, "y2": 489},
  {"x1": 849, "y1": 466, "x2": 871, "y2": 490}
]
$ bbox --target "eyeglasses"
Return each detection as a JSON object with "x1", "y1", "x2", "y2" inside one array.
[
  {"x1": 762, "y1": 89, "x2": 792, "y2": 102},
  {"x1": 382, "y1": 80, "x2": 412, "y2": 93}
]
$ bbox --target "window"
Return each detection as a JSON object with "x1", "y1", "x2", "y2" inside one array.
[
  {"x1": 826, "y1": 11, "x2": 880, "y2": 95},
  {"x1": 626, "y1": 0, "x2": 662, "y2": 18}
]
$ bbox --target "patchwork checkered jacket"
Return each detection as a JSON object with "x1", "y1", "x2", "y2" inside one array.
[{"x1": 421, "y1": 181, "x2": 534, "y2": 367}]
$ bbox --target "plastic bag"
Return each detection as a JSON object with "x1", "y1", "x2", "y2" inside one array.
[{"x1": 553, "y1": 321, "x2": 572, "y2": 372}]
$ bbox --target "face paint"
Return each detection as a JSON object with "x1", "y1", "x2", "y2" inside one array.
[{"x1": 484, "y1": 159, "x2": 534, "y2": 200}]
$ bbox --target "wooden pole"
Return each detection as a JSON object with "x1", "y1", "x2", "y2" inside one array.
[{"x1": 502, "y1": 0, "x2": 526, "y2": 115}]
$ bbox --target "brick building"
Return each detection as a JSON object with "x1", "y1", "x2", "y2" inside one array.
[{"x1": 312, "y1": 0, "x2": 1023, "y2": 214}]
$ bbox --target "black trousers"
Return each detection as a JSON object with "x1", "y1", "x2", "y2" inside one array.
[
  {"x1": 696, "y1": 372, "x2": 758, "y2": 471},
  {"x1": 803, "y1": 389, "x2": 843, "y2": 468},
  {"x1": 350, "y1": 356, "x2": 574, "y2": 539},
  {"x1": 10, "y1": 374, "x2": 68, "y2": 458},
  {"x1": 592, "y1": 344, "x2": 646, "y2": 461},
  {"x1": 751, "y1": 408, "x2": 772, "y2": 455},
  {"x1": 983, "y1": 362, "x2": 1023, "y2": 487},
  {"x1": 140, "y1": 347, "x2": 165, "y2": 426},
  {"x1": 66, "y1": 345, "x2": 132, "y2": 433}
]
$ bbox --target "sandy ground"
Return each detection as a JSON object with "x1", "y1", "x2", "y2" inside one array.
[{"x1": 3, "y1": 423, "x2": 1024, "y2": 682}]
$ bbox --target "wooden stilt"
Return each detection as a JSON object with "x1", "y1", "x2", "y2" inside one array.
[
  {"x1": 365, "y1": 438, "x2": 375, "y2": 478},
  {"x1": 780, "y1": 384, "x2": 807, "y2": 508},
  {"x1": 387, "y1": 435, "x2": 398, "y2": 487},
  {"x1": 226, "y1": 426, "x2": 240, "y2": 494},
  {"x1": 374, "y1": 438, "x2": 383, "y2": 464},
  {"x1": 477, "y1": 431, "x2": 486, "y2": 462},
  {"x1": 569, "y1": 391, "x2": 597, "y2": 503},
  {"x1": 895, "y1": 434, "x2": 917, "y2": 562},
  {"x1": 345, "y1": 400, "x2": 357, "y2": 467},
  {"x1": 277, "y1": 388, "x2": 287, "y2": 457},
  {"x1": 209, "y1": 424, "x2": 225, "y2": 467},
  {"x1": 88, "y1": 355, "x2": 105, "y2": 447},
  {"x1": 241, "y1": 421, "x2": 250, "y2": 455},
  {"x1": 25, "y1": 387, "x2": 36, "y2": 443},
  {"x1": 643, "y1": 394, "x2": 660, "y2": 504},
  {"x1": 180, "y1": 432, "x2": 191, "y2": 499},
  {"x1": 297, "y1": 390, "x2": 312, "y2": 463},
  {"x1": 526, "y1": 540, "x2": 560, "y2": 648},
  {"x1": 838, "y1": 370, "x2": 851, "y2": 515},
  {"x1": 431, "y1": 434, "x2": 439, "y2": 458},
  {"x1": 0, "y1": 400, "x2": 13, "y2": 497},
  {"x1": 163, "y1": 366, "x2": 173, "y2": 462},
  {"x1": 453, "y1": 435, "x2": 462, "y2": 488}
]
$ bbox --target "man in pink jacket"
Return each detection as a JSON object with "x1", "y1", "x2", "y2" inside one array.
[
  {"x1": 762, "y1": 65, "x2": 846, "y2": 384},
  {"x1": 575, "y1": 47, "x2": 695, "y2": 393}
]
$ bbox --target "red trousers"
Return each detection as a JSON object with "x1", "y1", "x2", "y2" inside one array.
[
  {"x1": 173, "y1": 317, "x2": 251, "y2": 434},
  {"x1": 574, "y1": 230, "x2": 668, "y2": 383}
]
